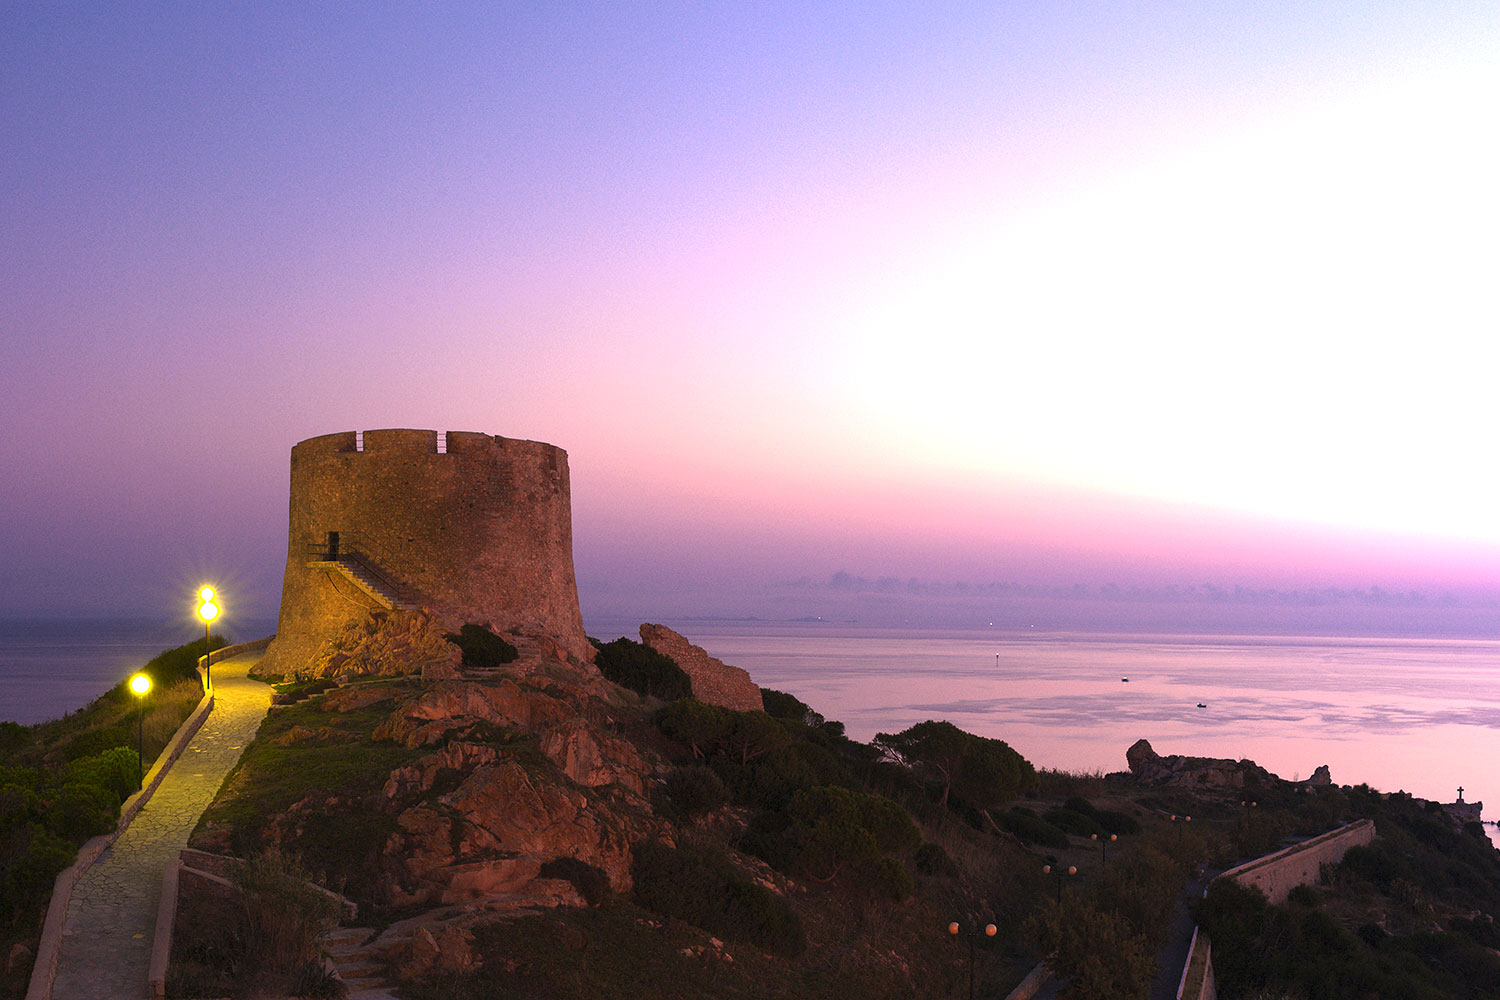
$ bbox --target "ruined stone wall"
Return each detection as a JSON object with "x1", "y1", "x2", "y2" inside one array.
[
  {"x1": 1220, "y1": 818, "x2": 1376, "y2": 905},
  {"x1": 638, "y1": 624, "x2": 762, "y2": 712},
  {"x1": 259, "y1": 429, "x2": 588, "y2": 676}
]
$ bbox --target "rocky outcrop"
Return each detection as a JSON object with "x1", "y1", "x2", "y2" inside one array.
[
  {"x1": 1308, "y1": 764, "x2": 1333, "y2": 787},
  {"x1": 260, "y1": 608, "x2": 462, "y2": 683},
  {"x1": 639, "y1": 624, "x2": 762, "y2": 712},
  {"x1": 384, "y1": 757, "x2": 640, "y2": 906},
  {"x1": 1127, "y1": 739, "x2": 1272, "y2": 789}
]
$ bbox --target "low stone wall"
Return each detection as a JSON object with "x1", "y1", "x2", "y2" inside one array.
[
  {"x1": 1220, "y1": 818, "x2": 1375, "y2": 905},
  {"x1": 1003, "y1": 962, "x2": 1051, "y2": 1000},
  {"x1": 200, "y1": 634, "x2": 275, "y2": 672},
  {"x1": 1177, "y1": 926, "x2": 1215, "y2": 1000}
]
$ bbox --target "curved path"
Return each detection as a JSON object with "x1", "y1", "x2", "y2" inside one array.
[{"x1": 50, "y1": 651, "x2": 272, "y2": 1000}]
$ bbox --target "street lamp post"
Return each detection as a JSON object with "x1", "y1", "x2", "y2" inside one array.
[
  {"x1": 1171, "y1": 814, "x2": 1192, "y2": 843},
  {"x1": 1042, "y1": 864, "x2": 1077, "y2": 904},
  {"x1": 947, "y1": 920, "x2": 997, "y2": 1000},
  {"x1": 129, "y1": 673, "x2": 151, "y2": 788},
  {"x1": 197, "y1": 586, "x2": 219, "y2": 690},
  {"x1": 1091, "y1": 832, "x2": 1117, "y2": 864}
]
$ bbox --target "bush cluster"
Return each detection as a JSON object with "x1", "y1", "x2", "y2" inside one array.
[
  {"x1": 632, "y1": 840, "x2": 806, "y2": 956},
  {"x1": 1, "y1": 746, "x2": 141, "y2": 930},
  {"x1": 589, "y1": 636, "x2": 692, "y2": 700},
  {"x1": 444, "y1": 624, "x2": 519, "y2": 668}
]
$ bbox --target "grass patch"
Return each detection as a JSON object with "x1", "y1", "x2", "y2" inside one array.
[{"x1": 192, "y1": 694, "x2": 425, "y2": 895}]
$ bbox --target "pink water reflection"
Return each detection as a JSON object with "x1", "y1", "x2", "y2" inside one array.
[{"x1": 610, "y1": 624, "x2": 1500, "y2": 829}]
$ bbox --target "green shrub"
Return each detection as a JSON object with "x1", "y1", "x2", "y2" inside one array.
[
  {"x1": 631, "y1": 840, "x2": 805, "y2": 957},
  {"x1": 591, "y1": 637, "x2": 692, "y2": 701},
  {"x1": 761, "y1": 688, "x2": 821, "y2": 725},
  {"x1": 663, "y1": 764, "x2": 728, "y2": 817},
  {"x1": 1095, "y1": 809, "x2": 1142, "y2": 835},
  {"x1": 4, "y1": 827, "x2": 76, "y2": 920},
  {"x1": 66, "y1": 746, "x2": 142, "y2": 803},
  {"x1": 873, "y1": 856, "x2": 915, "y2": 901},
  {"x1": 914, "y1": 841, "x2": 959, "y2": 878},
  {"x1": 0, "y1": 721, "x2": 31, "y2": 756},
  {"x1": 0, "y1": 784, "x2": 41, "y2": 833},
  {"x1": 996, "y1": 808, "x2": 1069, "y2": 848},
  {"x1": 63, "y1": 721, "x2": 135, "y2": 762},
  {"x1": 1043, "y1": 807, "x2": 1101, "y2": 837},
  {"x1": 48, "y1": 782, "x2": 117, "y2": 839},
  {"x1": 444, "y1": 624, "x2": 519, "y2": 668},
  {"x1": 1286, "y1": 883, "x2": 1319, "y2": 907}
]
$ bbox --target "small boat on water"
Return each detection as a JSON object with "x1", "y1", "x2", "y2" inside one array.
[
  {"x1": 1196, "y1": 702, "x2": 1207, "y2": 708},
  {"x1": 1121, "y1": 677, "x2": 1129, "y2": 683}
]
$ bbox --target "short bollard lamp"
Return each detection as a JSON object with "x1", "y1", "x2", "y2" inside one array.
[
  {"x1": 1091, "y1": 831, "x2": 1118, "y2": 863},
  {"x1": 130, "y1": 673, "x2": 151, "y2": 788},
  {"x1": 197, "y1": 586, "x2": 219, "y2": 689},
  {"x1": 948, "y1": 920, "x2": 997, "y2": 1000}
]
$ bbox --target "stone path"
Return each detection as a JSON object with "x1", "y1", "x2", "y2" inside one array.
[{"x1": 50, "y1": 651, "x2": 272, "y2": 1000}]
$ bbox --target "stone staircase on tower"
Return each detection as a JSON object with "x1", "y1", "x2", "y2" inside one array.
[{"x1": 306, "y1": 532, "x2": 420, "y2": 611}]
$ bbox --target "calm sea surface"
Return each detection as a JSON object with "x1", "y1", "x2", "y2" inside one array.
[
  {"x1": 593, "y1": 620, "x2": 1500, "y2": 827},
  {"x1": 7, "y1": 618, "x2": 1497, "y2": 829}
]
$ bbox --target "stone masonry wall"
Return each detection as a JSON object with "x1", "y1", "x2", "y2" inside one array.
[
  {"x1": 1220, "y1": 818, "x2": 1376, "y2": 905},
  {"x1": 259, "y1": 430, "x2": 588, "y2": 676},
  {"x1": 639, "y1": 624, "x2": 762, "y2": 712}
]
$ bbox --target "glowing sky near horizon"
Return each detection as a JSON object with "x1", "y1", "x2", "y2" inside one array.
[{"x1": 3, "y1": 3, "x2": 1499, "y2": 624}]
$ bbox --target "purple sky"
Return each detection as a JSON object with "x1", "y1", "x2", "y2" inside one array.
[{"x1": 3, "y1": 4, "x2": 1499, "y2": 635}]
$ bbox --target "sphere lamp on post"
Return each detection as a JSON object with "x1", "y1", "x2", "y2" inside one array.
[
  {"x1": 947, "y1": 919, "x2": 997, "y2": 1000},
  {"x1": 129, "y1": 672, "x2": 152, "y2": 789},
  {"x1": 1042, "y1": 864, "x2": 1077, "y2": 904},
  {"x1": 197, "y1": 586, "x2": 219, "y2": 690}
]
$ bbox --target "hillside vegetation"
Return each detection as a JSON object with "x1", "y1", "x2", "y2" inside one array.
[{"x1": 0, "y1": 634, "x2": 221, "y2": 999}]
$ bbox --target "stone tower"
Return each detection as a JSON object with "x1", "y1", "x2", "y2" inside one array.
[{"x1": 257, "y1": 429, "x2": 589, "y2": 676}]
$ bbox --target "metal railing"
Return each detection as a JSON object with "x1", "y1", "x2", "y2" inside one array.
[{"x1": 306, "y1": 531, "x2": 417, "y2": 607}]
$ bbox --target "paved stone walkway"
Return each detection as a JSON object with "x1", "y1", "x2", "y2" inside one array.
[{"x1": 51, "y1": 652, "x2": 272, "y2": 1000}]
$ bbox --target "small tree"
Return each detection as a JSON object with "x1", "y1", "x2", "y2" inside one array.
[{"x1": 873, "y1": 720, "x2": 1036, "y2": 807}]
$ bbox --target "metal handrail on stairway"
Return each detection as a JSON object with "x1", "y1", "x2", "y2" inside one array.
[{"x1": 306, "y1": 531, "x2": 416, "y2": 607}]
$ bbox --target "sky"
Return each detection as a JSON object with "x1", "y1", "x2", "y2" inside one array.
[{"x1": 3, "y1": 2, "x2": 1499, "y2": 634}]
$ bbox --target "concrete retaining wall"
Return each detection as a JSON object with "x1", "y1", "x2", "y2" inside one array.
[
  {"x1": 1220, "y1": 819, "x2": 1375, "y2": 905},
  {"x1": 1174, "y1": 818, "x2": 1377, "y2": 1000}
]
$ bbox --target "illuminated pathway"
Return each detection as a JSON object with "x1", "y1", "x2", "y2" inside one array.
[{"x1": 50, "y1": 651, "x2": 272, "y2": 1000}]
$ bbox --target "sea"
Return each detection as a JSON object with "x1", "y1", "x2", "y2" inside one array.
[
  {"x1": 591, "y1": 619, "x2": 1500, "y2": 833},
  {"x1": 4, "y1": 617, "x2": 1496, "y2": 834}
]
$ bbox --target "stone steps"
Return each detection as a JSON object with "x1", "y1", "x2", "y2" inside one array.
[{"x1": 321, "y1": 926, "x2": 403, "y2": 1000}]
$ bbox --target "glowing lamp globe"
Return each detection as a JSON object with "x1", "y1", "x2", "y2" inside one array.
[
  {"x1": 199, "y1": 601, "x2": 219, "y2": 622},
  {"x1": 130, "y1": 674, "x2": 151, "y2": 696},
  {"x1": 947, "y1": 922, "x2": 959, "y2": 936},
  {"x1": 199, "y1": 586, "x2": 215, "y2": 603}
]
